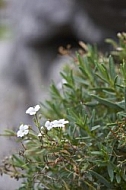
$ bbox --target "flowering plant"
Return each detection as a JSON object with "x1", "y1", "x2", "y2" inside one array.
[{"x1": 1, "y1": 33, "x2": 126, "y2": 189}]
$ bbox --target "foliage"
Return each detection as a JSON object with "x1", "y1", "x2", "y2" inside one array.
[{"x1": 1, "y1": 33, "x2": 126, "y2": 190}]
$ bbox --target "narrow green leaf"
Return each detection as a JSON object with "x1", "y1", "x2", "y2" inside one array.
[
  {"x1": 95, "y1": 61, "x2": 110, "y2": 81},
  {"x1": 51, "y1": 83, "x2": 62, "y2": 98},
  {"x1": 91, "y1": 94, "x2": 123, "y2": 110},
  {"x1": 109, "y1": 56, "x2": 116, "y2": 80},
  {"x1": 95, "y1": 73, "x2": 109, "y2": 83},
  {"x1": 101, "y1": 63, "x2": 110, "y2": 81},
  {"x1": 114, "y1": 75, "x2": 119, "y2": 87},
  {"x1": 107, "y1": 164, "x2": 114, "y2": 182},
  {"x1": 122, "y1": 173, "x2": 126, "y2": 181},
  {"x1": 91, "y1": 125, "x2": 101, "y2": 131},
  {"x1": 90, "y1": 151, "x2": 103, "y2": 156},
  {"x1": 89, "y1": 109, "x2": 95, "y2": 127},
  {"x1": 1, "y1": 129, "x2": 16, "y2": 137},
  {"x1": 90, "y1": 170, "x2": 112, "y2": 188},
  {"x1": 12, "y1": 155, "x2": 26, "y2": 167},
  {"x1": 90, "y1": 87, "x2": 115, "y2": 92},
  {"x1": 117, "y1": 111, "x2": 126, "y2": 118},
  {"x1": 116, "y1": 173, "x2": 121, "y2": 184}
]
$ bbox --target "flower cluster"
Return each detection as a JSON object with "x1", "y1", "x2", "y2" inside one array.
[
  {"x1": 38, "y1": 119, "x2": 69, "y2": 137},
  {"x1": 17, "y1": 104, "x2": 69, "y2": 138},
  {"x1": 17, "y1": 105, "x2": 40, "y2": 137},
  {"x1": 45, "y1": 119, "x2": 69, "y2": 130}
]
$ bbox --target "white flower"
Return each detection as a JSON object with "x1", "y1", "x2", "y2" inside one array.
[
  {"x1": 26, "y1": 105, "x2": 40, "y2": 115},
  {"x1": 44, "y1": 119, "x2": 69, "y2": 130},
  {"x1": 17, "y1": 124, "x2": 29, "y2": 137},
  {"x1": 52, "y1": 119, "x2": 69, "y2": 128},
  {"x1": 45, "y1": 121, "x2": 53, "y2": 130}
]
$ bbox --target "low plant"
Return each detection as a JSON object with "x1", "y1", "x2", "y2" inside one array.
[{"x1": 0, "y1": 33, "x2": 126, "y2": 190}]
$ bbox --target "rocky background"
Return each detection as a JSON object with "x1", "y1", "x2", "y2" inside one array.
[{"x1": 0, "y1": 0, "x2": 126, "y2": 189}]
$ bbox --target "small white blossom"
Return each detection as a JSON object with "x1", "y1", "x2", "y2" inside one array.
[
  {"x1": 17, "y1": 124, "x2": 29, "y2": 137},
  {"x1": 44, "y1": 119, "x2": 69, "y2": 130},
  {"x1": 45, "y1": 121, "x2": 53, "y2": 130},
  {"x1": 26, "y1": 105, "x2": 40, "y2": 115},
  {"x1": 52, "y1": 119, "x2": 69, "y2": 128}
]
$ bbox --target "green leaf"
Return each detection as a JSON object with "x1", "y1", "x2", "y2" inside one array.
[
  {"x1": 91, "y1": 94, "x2": 123, "y2": 110},
  {"x1": 122, "y1": 173, "x2": 126, "y2": 181},
  {"x1": 91, "y1": 125, "x2": 101, "y2": 131},
  {"x1": 107, "y1": 164, "x2": 114, "y2": 182},
  {"x1": 120, "y1": 60, "x2": 126, "y2": 82},
  {"x1": 114, "y1": 75, "x2": 119, "y2": 87},
  {"x1": 116, "y1": 173, "x2": 121, "y2": 184},
  {"x1": 95, "y1": 62, "x2": 110, "y2": 82},
  {"x1": 109, "y1": 56, "x2": 116, "y2": 81},
  {"x1": 12, "y1": 155, "x2": 26, "y2": 168},
  {"x1": 1, "y1": 129, "x2": 16, "y2": 137},
  {"x1": 89, "y1": 109, "x2": 95, "y2": 127},
  {"x1": 90, "y1": 151, "x2": 103, "y2": 156},
  {"x1": 90, "y1": 170, "x2": 113, "y2": 188},
  {"x1": 95, "y1": 73, "x2": 109, "y2": 84},
  {"x1": 50, "y1": 83, "x2": 62, "y2": 99}
]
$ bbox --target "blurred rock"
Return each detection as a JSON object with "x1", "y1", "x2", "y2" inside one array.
[{"x1": 7, "y1": 0, "x2": 126, "y2": 93}]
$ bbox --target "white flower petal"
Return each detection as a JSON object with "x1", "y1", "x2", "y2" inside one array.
[
  {"x1": 47, "y1": 126, "x2": 53, "y2": 130},
  {"x1": 26, "y1": 107, "x2": 35, "y2": 115},
  {"x1": 19, "y1": 124, "x2": 24, "y2": 130},
  {"x1": 45, "y1": 121, "x2": 53, "y2": 130},
  {"x1": 51, "y1": 120, "x2": 58, "y2": 125},
  {"x1": 58, "y1": 124, "x2": 65, "y2": 128},
  {"x1": 23, "y1": 125, "x2": 29, "y2": 130},
  {"x1": 51, "y1": 119, "x2": 69, "y2": 128},
  {"x1": 58, "y1": 119, "x2": 69, "y2": 124},
  {"x1": 35, "y1": 105, "x2": 40, "y2": 112},
  {"x1": 23, "y1": 129, "x2": 29, "y2": 135},
  {"x1": 45, "y1": 121, "x2": 51, "y2": 128},
  {"x1": 17, "y1": 130, "x2": 23, "y2": 137}
]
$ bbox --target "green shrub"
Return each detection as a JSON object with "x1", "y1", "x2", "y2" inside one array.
[{"x1": 1, "y1": 33, "x2": 126, "y2": 190}]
